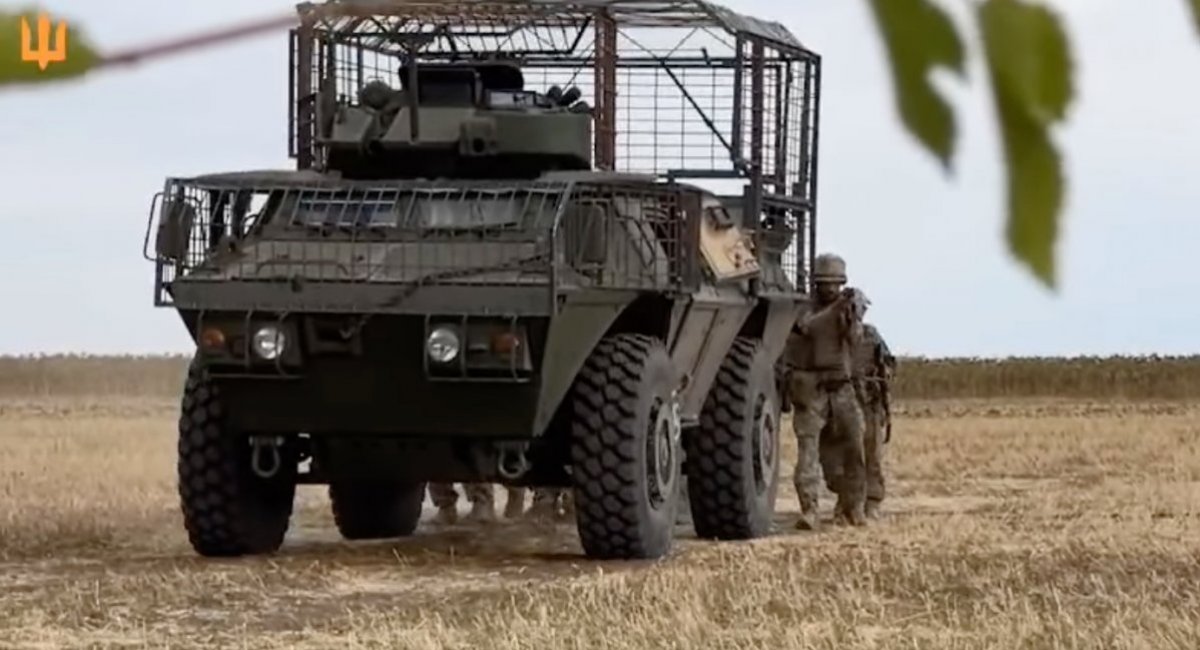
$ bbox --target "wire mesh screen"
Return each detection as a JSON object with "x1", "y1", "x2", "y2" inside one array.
[
  {"x1": 146, "y1": 177, "x2": 697, "y2": 308},
  {"x1": 285, "y1": 0, "x2": 819, "y2": 290},
  {"x1": 147, "y1": 179, "x2": 572, "y2": 305},
  {"x1": 556, "y1": 182, "x2": 684, "y2": 290}
]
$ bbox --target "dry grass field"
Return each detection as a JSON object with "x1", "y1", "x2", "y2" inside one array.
[{"x1": 2, "y1": 356, "x2": 1200, "y2": 649}]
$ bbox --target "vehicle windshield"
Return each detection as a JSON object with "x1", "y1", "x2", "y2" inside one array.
[
  {"x1": 292, "y1": 195, "x2": 397, "y2": 228},
  {"x1": 410, "y1": 196, "x2": 526, "y2": 230},
  {"x1": 286, "y1": 189, "x2": 561, "y2": 231}
]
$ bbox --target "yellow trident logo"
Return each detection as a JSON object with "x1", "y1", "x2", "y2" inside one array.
[{"x1": 19, "y1": 13, "x2": 69, "y2": 72}]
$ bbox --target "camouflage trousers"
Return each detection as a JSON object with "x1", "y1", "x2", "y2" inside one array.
[
  {"x1": 429, "y1": 483, "x2": 527, "y2": 513},
  {"x1": 820, "y1": 398, "x2": 885, "y2": 504},
  {"x1": 790, "y1": 373, "x2": 866, "y2": 519},
  {"x1": 863, "y1": 399, "x2": 887, "y2": 505},
  {"x1": 428, "y1": 483, "x2": 494, "y2": 508},
  {"x1": 528, "y1": 487, "x2": 573, "y2": 517}
]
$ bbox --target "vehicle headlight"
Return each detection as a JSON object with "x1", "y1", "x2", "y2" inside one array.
[
  {"x1": 252, "y1": 325, "x2": 287, "y2": 361},
  {"x1": 427, "y1": 327, "x2": 460, "y2": 364}
]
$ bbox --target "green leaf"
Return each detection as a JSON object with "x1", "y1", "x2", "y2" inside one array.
[
  {"x1": 866, "y1": 0, "x2": 967, "y2": 170},
  {"x1": 1189, "y1": 0, "x2": 1200, "y2": 34},
  {"x1": 979, "y1": 0, "x2": 1075, "y2": 288},
  {"x1": 0, "y1": 8, "x2": 100, "y2": 89}
]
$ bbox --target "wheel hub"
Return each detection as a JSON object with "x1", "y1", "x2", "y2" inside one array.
[
  {"x1": 753, "y1": 394, "x2": 778, "y2": 494},
  {"x1": 646, "y1": 395, "x2": 682, "y2": 508}
]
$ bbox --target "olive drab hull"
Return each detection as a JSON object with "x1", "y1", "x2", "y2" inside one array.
[{"x1": 153, "y1": 171, "x2": 797, "y2": 441}]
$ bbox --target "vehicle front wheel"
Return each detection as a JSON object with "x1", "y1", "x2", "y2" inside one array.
[
  {"x1": 569, "y1": 333, "x2": 682, "y2": 560},
  {"x1": 177, "y1": 360, "x2": 297, "y2": 557}
]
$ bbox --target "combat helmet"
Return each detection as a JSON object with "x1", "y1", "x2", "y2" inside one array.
[{"x1": 812, "y1": 253, "x2": 847, "y2": 284}]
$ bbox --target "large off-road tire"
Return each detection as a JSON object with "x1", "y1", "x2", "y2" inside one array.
[
  {"x1": 684, "y1": 337, "x2": 782, "y2": 540},
  {"x1": 569, "y1": 334, "x2": 682, "y2": 560},
  {"x1": 329, "y1": 481, "x2": 426, "y2": 540},
  {"x1": 177, "y1": 362, "x2": 297, "y2": 557}
]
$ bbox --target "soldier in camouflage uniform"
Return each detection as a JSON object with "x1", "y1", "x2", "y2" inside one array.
[
  {"x1": 820, "y1": 318, "x2": 896, "y2": 519},
  {"x1": 504, "y1": 486, "x2": 528, "y2": 519},
  {"x1": 784, "y1": 253, "x2": 868, "y2": 529},
  {"x1": 858, "y1": 321, "x2": 895, "y2": 519},
  {"x1": 428, "y1": 483, "x2": 504, "y2": 524},
  {"x1": 525, "y1": 487, "x2": 574, "y2": 521}
]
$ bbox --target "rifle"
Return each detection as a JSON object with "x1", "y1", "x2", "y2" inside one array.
[
  {"x1": 879, "y1": 375, "x2": 893, "y2": 443},
  {"x1": 873, "y1": 340, "x2": 894, "y2": 443},
  {"x1": 841, "y1": 287, "x2": 870, "y2": 322}
]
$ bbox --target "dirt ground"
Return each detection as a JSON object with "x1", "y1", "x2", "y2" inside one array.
[{"x1": 1, "y1": 397, "x2": 1199, "y2": 649}]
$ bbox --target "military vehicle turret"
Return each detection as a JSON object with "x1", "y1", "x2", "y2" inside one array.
[
  {"x1": 318, "y1": 57, "x2": 594, "y2": 179},
  {"x1": 144, "y1": 0, "x2": 822, "y2": 560}
]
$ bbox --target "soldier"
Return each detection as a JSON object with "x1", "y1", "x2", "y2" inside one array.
[
  {"x1": 428, "y1": 483, "x2": 500, "y2": 525},
  {"x1": 504, "y1": 486, "x2": 527, "y2": 519},
  {"x1": 819, "y1": 318, "x2": 896, "y2": 520},
  {"x1": 859, "y1": 322, "x2": 896, "y2": 519},
  {"x1": 785, "y1": 252, "x2": 869, "y2": 530},
  {"x1": 525, "y1": 487, "x2": 573, "y2": 521}
]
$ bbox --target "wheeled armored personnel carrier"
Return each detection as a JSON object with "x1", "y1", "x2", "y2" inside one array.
[{"x1": 145, "y1": 0, "x2": 822, "y2": 560}]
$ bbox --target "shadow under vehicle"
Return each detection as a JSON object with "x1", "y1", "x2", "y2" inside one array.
[{"x1": 145, "y1": 0, "x2": 822, "y2": 560}]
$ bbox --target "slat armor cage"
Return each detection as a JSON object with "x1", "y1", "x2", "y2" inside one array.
[{"x1": 288, "y1": 0, "x2": 821, "y2": 288}]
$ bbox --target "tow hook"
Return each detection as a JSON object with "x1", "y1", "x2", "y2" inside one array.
[
  {"x1": 250, "y1": 435, "x2": 285, "y2": 479},
  {"x1": 497, "y1": 445, "x2": 530, "y2": 481}
]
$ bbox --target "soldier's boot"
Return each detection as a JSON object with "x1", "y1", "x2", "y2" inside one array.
[
  {"x1": 848, "y1": 502, "x2": 867, "y2": 526},
  {"x1": 558, "y1": 491, "x2": 575, "y2": 520},
  {"x1": 865, "y1": 499, "x2": 883, "y2": 520},
  {"x1": 504, "y1": 488, "x2": 526, "y2": 519},
  {"x1": 794, "y1": 496, "x2": 820, "y2": 531},
  {"x1": 834, "y1": 496, "x2": 867, "y2": 527},
  {"x1": 525, "y1": 493, "x2": 558, "y2": 522},
  {"x1": 434, "y1": 505, "x2": 458, "y2": 526},
  {"x1": 466, "y1": 500, "x2": 496, "y2": 524}
]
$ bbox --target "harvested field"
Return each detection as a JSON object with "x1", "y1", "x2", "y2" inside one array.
[
  {"x1": 4, "y1": 354, "x2": 1200, "y2": 401},
  {"x1": 1, "y1": 358, "x2": 1199, "y2": 648}
]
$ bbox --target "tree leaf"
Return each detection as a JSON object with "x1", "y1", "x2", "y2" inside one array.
[
  {"x1": 1189, "y1": 0, "x2": 1200, "y2": 35},
  {"x1": 979, "y1": 0, "x2": 1075, "y2": 288},
  {"x1": 866, "y1": 0, "x2": 967, "y2": 170},
  {"x1": 0, "y1": 8, "x2": 100, "y2": 89}
]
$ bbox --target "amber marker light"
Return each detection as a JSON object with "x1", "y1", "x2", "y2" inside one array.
[
  {"x1": 200, "y1": 327, "x2": 227, "y2": 352},
  {"x1": 491, "y1": 331, "x2": 521, "y2": 356}
]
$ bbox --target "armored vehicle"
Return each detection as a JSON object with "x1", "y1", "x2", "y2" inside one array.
[{"x1": 144, "y1": 0, "x2": 821, "y2": 560}]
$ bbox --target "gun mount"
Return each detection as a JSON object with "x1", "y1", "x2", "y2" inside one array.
[
  {"x1": 146, "y1": 0, "x2": 824, "y2": 562},
  {"x1": 317, "y1": 58, "x2": 595, "y2": 179}
]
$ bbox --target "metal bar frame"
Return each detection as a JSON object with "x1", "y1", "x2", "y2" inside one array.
[{"x1": 279, "y1": 0, "x2": 822, "y2": 294}]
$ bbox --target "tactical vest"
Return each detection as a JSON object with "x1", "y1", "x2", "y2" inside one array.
[
  {"x1": 786, "y1": 300, "x2": 856, "y2": 379},
  {"x1": 852, "y1": 325, "x2": 884, "y2": 379}
]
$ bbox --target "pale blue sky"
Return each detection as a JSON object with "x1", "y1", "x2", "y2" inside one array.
[{"x1": 1, "y1": 0, "x2": 1197, "y2": 357}]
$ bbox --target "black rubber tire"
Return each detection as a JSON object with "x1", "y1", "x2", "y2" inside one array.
[
  {"x1": 329, "y1": 481, "x2": 426, "y2": 540},
  {"x1": 177, "y1": 361, "x2": 297, "y2": 557},
  {"x1": 684, "y1": 337, "x2": 782, "y2": 540},
  {"x1": 569, "y1": 334, "x2": 682, "y2": 560}
]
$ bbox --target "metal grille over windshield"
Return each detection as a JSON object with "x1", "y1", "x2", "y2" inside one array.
[
  {"x1": 145, "y1": 178, "x2": 572, "y2": 306},
  {"x1": 145, "y1": 176, "x2": 695, "y2": 309},
  {"x1": 283, "y1": 186, "x2": 566, "y2": 231}
]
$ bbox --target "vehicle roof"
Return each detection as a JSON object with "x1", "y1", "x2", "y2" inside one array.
[
  {"x1": 174, "y1": 169, "x2": 719, "y2": 198},
  {"x1": 297, "y1": 0, "x2": 809, "y2": 55}
]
